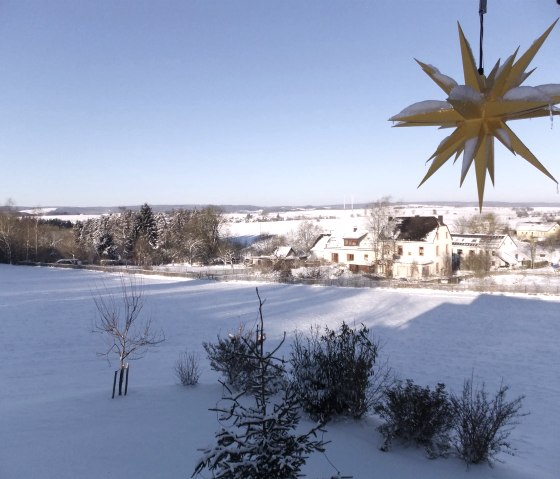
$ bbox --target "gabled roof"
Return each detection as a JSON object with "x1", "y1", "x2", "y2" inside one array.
[
  {"x1": 516, "y1": 222, "x2": 559, "y2": 233},
  {"x1": 274, "y1": 246, "x2": 297, "y2": 258},
  {"x1": 392, "y1": 216, "x2": 441, "y2": 241},
  {"x1": 342, "y1": 230, "x2": 368, "y2": 240},
  {"x1": 310, "y1": 233, "x2": 331, "y2": 251}
]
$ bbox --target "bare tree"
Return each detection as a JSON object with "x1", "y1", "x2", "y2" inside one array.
[
  {"x1": 289, "y1": 220, "x2": 323, "y2": 254},
  {"x1": 367, "y1": 196, "x2": 397, "y2": 274},
  {"x1": 93, "y1": 275, "x2": 164, "y2": 396},
  {"x1": 453, "y1": 213, "x2": 506, "y2": 235}
]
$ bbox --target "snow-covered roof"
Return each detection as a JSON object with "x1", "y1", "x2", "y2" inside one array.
[
  {"x1": 516, "y1": 222, "x2": 559, "y2": 233},
  {"x1": 310, "y1": 233, "x2": 331, "y2": 251},
  {"x1": 451, "y1": 234, "x2": 507, "y2": 249},
  {"x1": 274, "y1": 246, "x2": 296, "y2": 258},
  {"x1": 342, "y1": 230, "x2": 368, "y2": 240}
]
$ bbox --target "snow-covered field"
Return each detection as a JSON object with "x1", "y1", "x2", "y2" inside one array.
[{"x1": 0, "y1": 264, "x2": 558, "y2": 479}]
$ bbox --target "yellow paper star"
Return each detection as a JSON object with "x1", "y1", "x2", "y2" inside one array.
[{"x1": 390, "y1": 20, "x2": 560, "y2": 210}]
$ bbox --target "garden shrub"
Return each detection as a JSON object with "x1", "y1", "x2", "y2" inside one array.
[
  {"x1": 203, "y1": 324, "x2": 285, "y2": 392},
  {"x1": 375, "y1": 380, "x2": 454, "y2": 458},
  {"x1": 451, "y1": 379, "x2": 526, "y2": 466},
  {"x1": 174, "y1": 350, "x2": 201, "y2": 386},
  {"x1": 290, "y1": 322, "x2": 379, "y2": 422}
]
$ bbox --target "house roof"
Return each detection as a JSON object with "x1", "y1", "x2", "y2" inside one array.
[
  {"x1": 451, "y1": 234, "x2": 507, "y2": 249},
  {"x1": 516, "y1": 222, "x2": 559, "y2": 233},
  {"x1": 310, "y1": 233, "x2": 331, "y2": 251},
  {"x1": 392, "y1": 216, "x2": 441, "y2": 241},
  {"x1": 274, "y1": 246, "x2": 296, "y2": 258},
  {"x1": 342, "y1": 230, "x2": 368, "y2": 240}
]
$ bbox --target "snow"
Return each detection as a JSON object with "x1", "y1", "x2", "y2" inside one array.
[
  {"x1": 448, "y1": 85, "x2": 483, "y2": 104},
  {"x1": 503, "y1": 86, "x2": 552, "y2": 103},
  {"x1": 535, "y1": 84, "x2": 560, "y2": 98},
  {"x1": 0, "y1": 264, "x2": 559, "y2": 478},
  {"x1": 390, "y1": 100, "x2": 452, "y2": 120},
  {"x1": 432, "y1": 72, "x2": 458, "y2": 91}
]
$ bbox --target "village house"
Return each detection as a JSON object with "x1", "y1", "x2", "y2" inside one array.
[
  {"x1": 451, "y1": 233, "x2": 519, "y2": 270},
  {"x1": 311, "y1": 216, "x2": 452, "y2": 279},
  {"x1": 391, "y1": 216, "x2": 452, "y2": 278},
  {"x1": 516, "y1": 222, "x2": 560, "y2": 240},
  {"x1": 246, "y1": 245, "x2": 299, "y2": 266}
]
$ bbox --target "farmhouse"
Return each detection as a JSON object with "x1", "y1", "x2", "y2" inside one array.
[
  {"x1": 391, "y1": 216, "x2": 452, "y2": 278},
  {"x1": 311, "y1": 216, "x2": 452, "y2": 278},
  {"x1": 452, "y1": 234, "x2": 519, "y2": 269},
  {"x1": 516, "y1": 222, "x2": 560, "y2": 240}
]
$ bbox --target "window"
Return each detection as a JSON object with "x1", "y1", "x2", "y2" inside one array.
[
  {"x1": 332, "y1": 253, "x2": 339, "y2": 263},
  {"x1": 364, "y1": 254, "x2": 369, "y2": 261},
  {"x1": 419, "y1": 246, "x2": 424, "y2": 256},
  {"x1": 347, "y1": 254, "x2": 354, "y2": 261},
  {"x1": 397, "y1": 246, "x2": 403, "y2": 255},
  {"x1": 344, "y1": 239, "x2": 359, "y2": 246}
]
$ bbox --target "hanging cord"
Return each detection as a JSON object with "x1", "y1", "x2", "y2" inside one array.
[{"x1": 478, "y1": 0, "x2": 487, "y2": 75}]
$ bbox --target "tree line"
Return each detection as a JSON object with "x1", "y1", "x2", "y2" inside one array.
[{"x1": 0, "y1": 203, "x2": 231, "y2": 266}]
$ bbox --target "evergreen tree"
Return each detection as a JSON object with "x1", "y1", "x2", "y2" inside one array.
[
  {"x1": 135, "y1": 203, "x2": 158, "y2": 249},
  {"x1": 193, "y1": 289, "x2": 326, "y2": 479}
]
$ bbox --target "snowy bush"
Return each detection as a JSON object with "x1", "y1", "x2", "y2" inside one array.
[
  {"x1": 290, "y1": 322, "x2": 380, "y2": 422},
  {"x1": 272, "y1": 259, "x2": 294, "y2": 282},
  {"x1": 194, "y1": 289, "x2": 327, "y2": 479},
  {"x1": 174, "y1": 350, "x2": 200, "y2": 386},
  {"x1": 203, "y1": 324, "x2": 285, "y2": 393},
  {"x1": 375, "y1": 380, "x2": 454, "y2": 458},
  {"x1": 451, "y1": 379, "x2": 526, "y2": 466},
  {"x1": 203, "y1": 325, "x2": 258, "y2": 391}
]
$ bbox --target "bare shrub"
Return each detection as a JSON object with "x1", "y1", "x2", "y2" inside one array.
[
  {"x1": 375, "y1": 380, "x2": 453, "y2": 458},
  {"x1": 175, "y1": 351, "x2": 201, "y2": 386},
  {"x1": 451, "y1": 379, "x2": 526, "y2": 466}
]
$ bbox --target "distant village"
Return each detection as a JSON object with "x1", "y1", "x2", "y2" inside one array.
[
  {"x1": 3, "y1": 202, "x2": 560, "y2": 282},
  {"x1": 237, "y1": 204, "x2": 560, "y2": 280}
]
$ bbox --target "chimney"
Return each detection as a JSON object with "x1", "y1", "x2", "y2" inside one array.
[{"x1": 438, "y1": 215, "x2": 444, "y2": 224}]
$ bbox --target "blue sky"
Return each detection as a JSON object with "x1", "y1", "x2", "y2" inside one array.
[{"x1": 1, "y1": 0, "x2": 560, "y2": 207}]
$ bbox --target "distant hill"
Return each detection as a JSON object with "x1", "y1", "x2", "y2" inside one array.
[{"x1": 13, "y1": 201, "x2": 560, "y2": 216}]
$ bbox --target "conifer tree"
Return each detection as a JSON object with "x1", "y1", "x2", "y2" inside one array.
[{"x1": 193, "y1": 288, "x2": 326, "y2": 479}]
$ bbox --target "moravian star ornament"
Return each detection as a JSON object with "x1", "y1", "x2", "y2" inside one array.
[{"x1": 390, "y1": 20, "x2": 560, "y2": 210}]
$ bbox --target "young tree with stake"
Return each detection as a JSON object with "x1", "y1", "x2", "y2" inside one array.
[{"x1": 93, "y1": 275, "x2": 164, "y2": 396}]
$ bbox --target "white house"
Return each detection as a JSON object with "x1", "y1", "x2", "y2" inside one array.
[
  {"x1": 310, "y1": 228, "x2": 374, "y2": 273},
  {"x1": 452, "y1": 234, "x2": 519, "y2": 269},
  {"x1": 311, "y1": 216, "x2": 452, "y2": 278},
  {"x1": 391, "y1": 216, "x2": 452, "y2": 279},
  {"x1": 516, "y1": 222, "x2": 560, "y2": 240}
]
